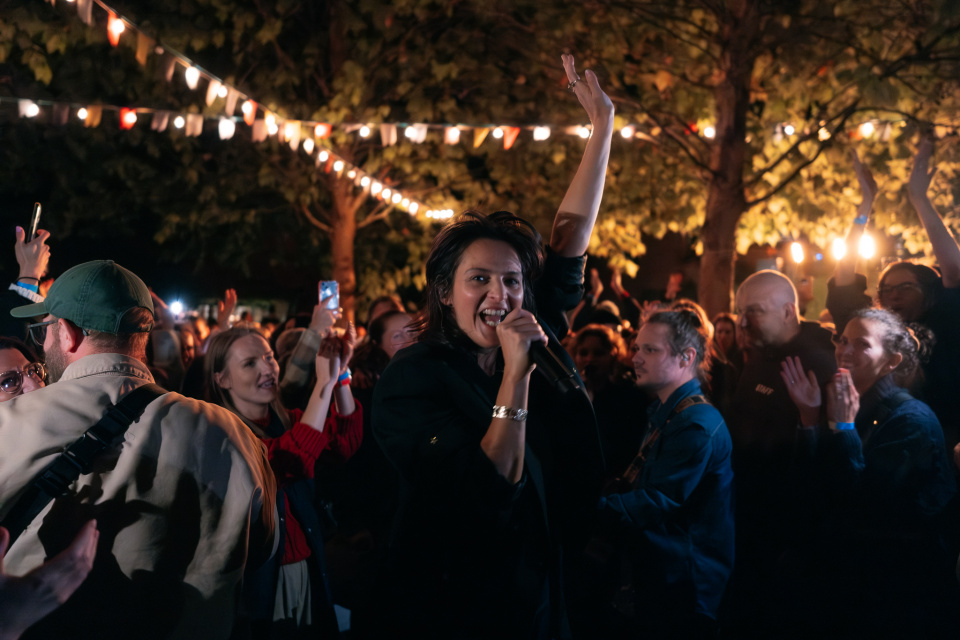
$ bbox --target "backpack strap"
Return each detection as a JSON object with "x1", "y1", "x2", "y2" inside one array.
[{"x1": 1, "y1": 383, "x2": 166, "y2": 546}]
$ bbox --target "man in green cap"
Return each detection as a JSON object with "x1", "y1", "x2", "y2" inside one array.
[{"x1": 0, "y1": 260, "x2": 276, "y2": 640}]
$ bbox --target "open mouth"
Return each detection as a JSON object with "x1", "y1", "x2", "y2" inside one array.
[
  {"x1": 480, "y1": 309, "x2": 507, "y2": 327},
  {"x1": 258, "y1": 377, "x2": 277, "y2": 390}
]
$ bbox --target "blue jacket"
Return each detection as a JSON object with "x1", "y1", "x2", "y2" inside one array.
[{"x1": 597, "y1": 378, "x2": 735, "y2": 618}]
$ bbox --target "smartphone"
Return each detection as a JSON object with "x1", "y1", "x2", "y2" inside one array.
[
  {"x1": 319, "y1": 280, "x2": 339, "y2": 310},
  {"x1": 27, "y1": 203, "x2": 41, "y2": 239}
]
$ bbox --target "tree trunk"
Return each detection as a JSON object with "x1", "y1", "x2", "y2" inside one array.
[
  {"x1": 329, "y1": 180, "x2": 359, "y2": 325},
  {"x1": 698, "y1": 0, "x2": 759, "y2": 318}
]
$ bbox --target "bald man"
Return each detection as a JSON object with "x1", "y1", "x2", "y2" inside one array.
[{"x1": 725, "y1": 270, "x2": 836, "y2": 633}]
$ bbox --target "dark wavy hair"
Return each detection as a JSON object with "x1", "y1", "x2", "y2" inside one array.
[
  {"x1": 0, "y1": 336, "x2": 39, "y2": 363},
  {"x1": 848, "y1": 307, "x2": 931, "y2": 388},
  {"x1": 412, "y1": 210, "x2": 545, "y2": 346},
  {"x1": 878, "y1": 261, "x2": 943, "y2": 316}
]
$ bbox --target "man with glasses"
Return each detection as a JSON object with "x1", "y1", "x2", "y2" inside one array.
[
  {"x1": 724, "y1": 269, "x2": 837, "y2": 634},
  {"x1": 0, "y1": 260, "x2": 276, "y2": 640}
]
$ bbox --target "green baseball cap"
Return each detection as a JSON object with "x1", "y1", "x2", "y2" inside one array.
[{"x1": 11, "y1": 260, "x2": 155, "y2": 334}]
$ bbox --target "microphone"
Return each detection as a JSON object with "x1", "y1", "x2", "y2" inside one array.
[{"x1": 530, "y1": 341, "x2": 581, "y2": 394}]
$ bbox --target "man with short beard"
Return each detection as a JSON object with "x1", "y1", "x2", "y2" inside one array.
[{"x1": 0, "y1": 260, "x2": 276, "y2": 640}]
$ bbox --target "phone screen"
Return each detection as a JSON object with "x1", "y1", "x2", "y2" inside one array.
[
  {"x1": 27, "y1": 203, "x2": 41, "y2": 239},
  {"x1": 319, "y1": 281, "x2": 339, "y2": 310}
]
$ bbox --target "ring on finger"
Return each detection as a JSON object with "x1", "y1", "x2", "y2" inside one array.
[{"x1": 567, "y1": 77, "x2": 580, "y2": 91}]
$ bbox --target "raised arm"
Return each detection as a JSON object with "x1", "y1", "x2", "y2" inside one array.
[
  {"x1": 549, "y1": 54, "x2": 615, "y2": 257},
  {"x1": 908, "y1": 136, "x2": 960, "y2": 288},
  {"x1": 834, "y1": 150, "x2": 878, "y2": 287}
]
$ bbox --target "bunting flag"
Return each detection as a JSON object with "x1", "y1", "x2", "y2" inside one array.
[
  {"x1": 474, "y1": 128, "x2": 489, "y2": 148},
  {"x1": 406, "y1": 124, "x2": 428, "y2": 144},
  {"x1": 135, "y1": 32, "x2": 153, "y2": 66},
  {"x1": 151, "y1": 111, "x2": 170, "y2": 132},
  {"x1": 503, "y1": 126, "x2": 521, "y2": 150},
  {"x1": 380, "y1": 123, "x2": 397, "y2": 146},
  {"x1": 185, "y1": 113, "x2": 203, "y2": 137},
  {"x1": 77, "y1": 0, "x2": 93, "y2": 26},
  {"x1": 83, "y1": 104, "x2": 102, "y2": 128},
  {"x1": 205, "y1": 79, "x2": 222, "y2": 106},
  {"x1": 444, "y1": 127, "x2": 460, "y2": 145}
]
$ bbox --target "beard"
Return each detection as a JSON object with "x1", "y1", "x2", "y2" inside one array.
[{"x1": 44, "y1": 329, "x2": 69, "y2": 383}]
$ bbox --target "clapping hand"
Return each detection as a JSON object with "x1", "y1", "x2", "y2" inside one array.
[
  {"x1": 825, "y1": 368, "x2": 859, "y2": 428},
  {"x1": 780, "y1": 356, "x2": 821, "y2": 427}
]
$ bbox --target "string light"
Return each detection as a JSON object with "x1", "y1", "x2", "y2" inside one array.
[
  {"x1": 360, "y1": 176, "x2": 371, "y2": 188},
  {"x1": 382, "y1": 188, "x2": 392, "y2": 200},
  {"x1": 333, "y1": 160, "x2": 345, "y2": 172},
  {"x1": 533, "y1": 126, "x2": 551, "y2": 141},
  {"x1": 242, "y1": 100, "x2": 255, "y2": 116},
  {"x1": 370, "y1": 182, "x2": 383, "y2": 195},
  {"x1": 107, "y1": 13, "x2": 124, "y2": 46},
  {"x1": 217, "y1": 85, "x2": 228, "y2": 99},
  {"x1": 703, "y1": 125, "x2": 716, "y2": 139},
  {"x1": 218, "y1": 118, "x2": 236, "y2": 139},
  {"x1": 184, "y1": 66, "x2": 200, "y2": 90},
  {"x1": 818, "y1": 127, "x2": 831, "y2": 141},
  {"x1": 318, "y1": 150, "x2": 329, "y2": 162},
  {"x1": 359, "y1": 125, "x2": 371, "y2": 138},
  {"x1": 859, "y1": 233, "x2": 876, "y2": 259},
  {"x1": 120, "y1": 108, "x2": 138, "y2": 129},
  {"x1": 173, "y1": 115, "x2": 185, "y2": 129},
  {"x1": 77, "y1": 107, "x2": 88, "y2": 120},
  {"x1": 577, "y1": 126, "x2": 591, "y2": 139},
  {"x1": 492, "y1": 127, "x2": 504, "y2": 139},
  {"x1": 408, "y1": 202, "x2": 419, "y2": 215},
  {"x1": 859, "y1": 121, "x2": 876, "y2": 137},
  {"x1": 347, "y1": 169, "x2": 357, "y2": 179},
  {"x1": 302, "y1": 138, "x2": 314, "y2": 154},
  {"x1": 790, "y1": 241, "x2": 804, "y2": 264},
  {"x1": 832, "y1": 238, "x2": 847, "y2": 260},
  {"x1": 404, "y1": 126, "x2": 417, "y2": 139},
  {"x1": 22, "y1": 102, "x2": 40, "y2": 118},
  {"x1": 783, "y1": 124, "x2": 796, "y2": 136},
  {"x1": 392, "y1": 192, "x2": 402, "y2": 204},
  {"x1": 620, "y1": 125, "x2": 635, "y2": 139}
]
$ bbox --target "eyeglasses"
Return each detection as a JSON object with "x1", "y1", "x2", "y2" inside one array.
[
  {"x1": 877, "y1": 282, "x2": 922, "y2": 298},
  {"x1": 0, "y1": 362, "x2": 46, "y2": 395},
  {"x1": 27, "y1": 319, "x2": 58, "y2": 347}
]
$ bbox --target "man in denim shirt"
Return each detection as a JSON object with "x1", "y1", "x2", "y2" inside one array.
[{"x1": 597, "y1": 310, "x2": 734, "y2": 639}]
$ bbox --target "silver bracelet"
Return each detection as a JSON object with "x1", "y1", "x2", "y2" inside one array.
[{"x1": 492, "y1": 405, "x2": 528, "y2": 422}]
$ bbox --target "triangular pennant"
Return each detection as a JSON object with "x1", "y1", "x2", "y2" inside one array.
[
  {"x1": 160, "y1": 54, "x2": 176, "y2": 83},
  {"x1": 77, "y1": 0, "x2": 93, "y2": 26},
  {"x1": 225, "y1": 89, "x2": 240, "y2": 116},
  {"x1": 205, "y1": 79, "x2": 222, "y2": 106},
  {"x1": 119, "y1": 108, "x2": 137, "y2": 130},
  {"x1": 185, "y1": 113, "x2": 204, "y2": 137},
  {"x1": 52, "y1": 103, "x2": 70, "y2": 125},
  {"x1": 444, "y1": 127, "x2": 461, "y2": 145},
  {"x1": 83, "y1": 105, "x2": 102, "y2": 128},
  {"x1": 314, "y1": 123, "x2": 331, "y2": 138},
  {"x1": 107, "y1": 13, "x2": 123, "y2": 47},
  {"x1": 135, "y1": 33, "x2": 154, "y2": 66},
  {"x1": 380, "y1": 124, "x2": 397, "y2": 146},
  {"x1": 151, "y1": 111, "x2": 170, "y2": 132},
  {"x1": 251, "y1": 119, "x2": 267, "y2": 142},
  {"x1": 17, "y1": 100, "x2": 36, "y2": 118},
  {"x1": 285, "y1": 121, "x2": 301, "y2": 150},
  {"x1": 503, "y1": 126, "x2": 521, "y2": 150},
  {"x1": 242, "y1": 99, "x2": 256, "y2": 126},
  {"x1": 219, "y1": 118, "x2": 236, "y2": 140},
  {"x1": 474, "y1": 128, "x2": 489, "y2": 147},
  {"x1": 407, "y1": 124, "x2": 428, "y2": 144}
]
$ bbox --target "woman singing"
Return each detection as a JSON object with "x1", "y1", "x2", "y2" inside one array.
[{"x1": 370, "y1": 54, "x2": 614, "y2": 639}]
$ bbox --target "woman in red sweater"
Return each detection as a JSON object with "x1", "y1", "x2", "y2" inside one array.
[{"x1": 205, "y1": 310, "x2": 362, "y2": 639}]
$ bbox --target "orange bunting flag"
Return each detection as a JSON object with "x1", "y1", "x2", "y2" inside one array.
[
  {"x1": 473, "y1": 128, "x2": 489, "y2": 148},
  {"x1": 119, "y1": 108, "x2": 137, "y2": 130},
  {"x1": 135, "y1": 33, "x2": 154, "y2": 66},
  {"x1": 503, "y1": 126, "x2": 521, "y2": 150},
  {"x1": 83, "y1": 105, "x2": 102, "y2": 128},
  {"x1": 314, "y1": 123, "x2": 331, "y2": 138},
  {"x1": 241, "y1": 99, "x2": 256, "y2": 125}
]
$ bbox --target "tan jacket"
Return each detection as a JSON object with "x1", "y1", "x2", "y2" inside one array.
[{"x1": 0, "y1": 353, "x2": 276, "y2": 639}]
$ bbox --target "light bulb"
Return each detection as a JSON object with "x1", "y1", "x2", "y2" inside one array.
[
  {"x1": 790, "y1": 241, "x2": 804, "y2": 264},
  {"x1": 359, "y1": 125, "x2": 371, "y2": 138},
  {"x1": 533, "y1": 126, "x2": 551, "y2": 141},
  {"x1": 492, "y1": 127, "x2": 504, "y2": 139}
]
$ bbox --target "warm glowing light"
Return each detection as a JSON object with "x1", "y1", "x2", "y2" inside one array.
[
  {"x1": 858, "y1": 121, "x2": 875, "y2": 138},
  {"x1": 302, "y1": 138, "x2": 315, "y2": 154},
  {"x1": 859, "y1": 233, "x2": 876, "y2": 259},
  {"x1": 318, "y1": 150, "x2": 329, "y2": 162},
  {"x1": 620, "y1": 125, "x2": 635, "y2": 139},
  {"x1": 577, "y1": 126, "x2": 591, "y2": 139},
  {"x1": 217, "y1": 85, "x2": 228, "y2": 99},
  {"x1": 401, "y1": 198, "x2": 410, "y2": 208},
  {"x1": 360, "y1": 176, "x2": 371, "y2": 187},
  {"x1": 218, "y1": 118, "x2": 236, "y2": 139},
  {"x1": 832, "y1": 238, "x2": 847, "y2": 260},
  {"x1": 371, "y1": 182, "x2": 383, "y2": 195},
  {"x1": 120, "y1": 108, "x2": 138, "y2": 128},
  {"x1": 783, "y1": 124, "x2": 796, "y2": 136},
  {"x1": 77, "y1": 107, "x2": 88, "y2": 120},
  {"x1": 818, "y1": 127, "x2": 831, "y2": 141},
  {"x1": 184, "y1": 66, "x2": 200, "y2": 90},
  {"x1": 790, "y1": 242, "x2": 804, "y2": 264},
  {"x1": 107, "y1": 14, "x2": 125, "y2": 45},
  {"x1": 382, "y1": 188, "x2": 392, "y2": 200},
  {"x1": 169, "y1": 301, "x2": 184, "y2": 316},
  {"x1": 392, "y1": 193, "x2": 402, "y2": 204},
  {"x1": 22, "y1": 102, "x2": 40, "y2": 118},
  {"x1": 174, "y1": 116, "x2": 185, "y2": 129},
  {"x1": 314, "y1": 123, "x2": 331, "y2": 138},
  {"x1": 492, "y1": 127, "x2": 504, "y2": 139},
  {"x1": 359, "y1": 125, "x2": 371, "y2": 138},
  {"x1": 267, "y1": 122, "x2": 279, "y2": 135},
  {"x1": 242, "y1": 100, "x2": 255, "y2": 116},
  {"x1": 409, "y1": 202, "x2": 419, "y2": 215},
  {"x1": 533, "y1": 126, "x2": 551, "y2": 141},
  {"x1": 703, "y1": 126, "x2": 716, "y2": 139},
  {"x1": 405, "y1": 127, "x2": 417, "y2": 139},
  {"x1": 333, "y1": 160, "x2": 345, "y2": 172}
]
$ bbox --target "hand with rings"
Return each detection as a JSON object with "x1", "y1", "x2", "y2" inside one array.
[
  {"x1": 826, "y1": 368, "x2": 859, "y2": 424},
  {"x1": 780, "y1": 356, "x2": 821, "y2": 428},
  {"x1": 561, "y1": 53, "x2": 614, "y2": 129}
]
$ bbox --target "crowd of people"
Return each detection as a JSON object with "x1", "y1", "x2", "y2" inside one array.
[{"x1": 1, "y1": 54, "x2": 959, "y2": 640}]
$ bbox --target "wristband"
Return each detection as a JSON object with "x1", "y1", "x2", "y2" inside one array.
[
  {"x1": 492, "y1": 405, "x2": 528, "y2": 422},
  {"x1": 853, "y1": 215, "x2": 868, "y2": 225},
  {"x1": 16, "y1": 280, "x2": 39, "y2": 293},
  {"x1": 337, "y1": 368, "x2": 352, "y2": 386},
  {"x1": 829, "y1": 421, "x2": 855, "y2": 431}
]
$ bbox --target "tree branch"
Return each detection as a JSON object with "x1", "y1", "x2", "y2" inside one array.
[
  {"x1": 357, "y1": 203, "x2": 393, "y2": 229},
  {"x1": 299, "y1": 204, "x2": 333, "y2": 233}
]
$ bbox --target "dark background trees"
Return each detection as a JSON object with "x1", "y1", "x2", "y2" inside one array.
[{"x1": 2, "y1": 0, "x2": 960, "y2": 319}]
